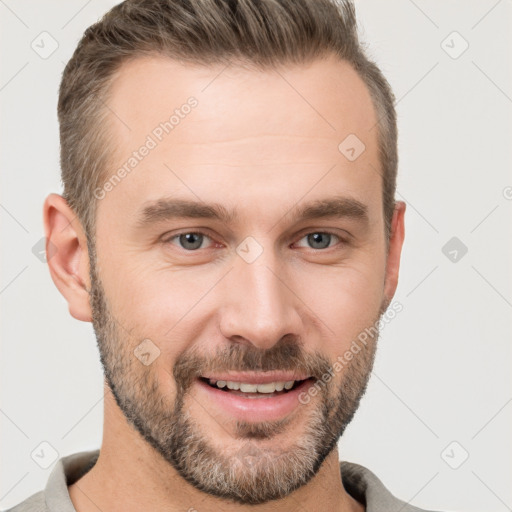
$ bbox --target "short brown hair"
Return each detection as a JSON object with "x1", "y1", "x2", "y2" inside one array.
[{"x1": 58, "y1": 0, "x2": 397, "y2": 241}]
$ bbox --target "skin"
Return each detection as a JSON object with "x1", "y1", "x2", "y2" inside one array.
[{"x1": 44, "y1": 53, "x2": 405, "y2": 512}]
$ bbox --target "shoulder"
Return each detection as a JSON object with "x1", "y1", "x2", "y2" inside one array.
[
  {"x1": 2, "y1": 490, "x2": 47, "y2": 512},
  {"x1": 2, "y1": 449, "x2": 99, "y2": 512},
  {"x1": 340, "y1": 460, "x2": 443, "y2": 512}
]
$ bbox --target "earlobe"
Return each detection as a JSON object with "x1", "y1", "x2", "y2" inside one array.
[
  {"x1": 383, "y1": 201, "x2": 406, "y2": 307},
  {"x1": 43, "y1": 193, "x2": 93, "y2": 322}
]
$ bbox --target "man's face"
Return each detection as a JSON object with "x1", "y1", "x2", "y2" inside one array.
[{"x1": 88, "y1": 54, "x2": 400, "y2": 504}]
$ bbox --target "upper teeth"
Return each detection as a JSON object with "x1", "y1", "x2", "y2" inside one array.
[{"x1": 209, "y1": 379, "x2": 297, "y2": 393}]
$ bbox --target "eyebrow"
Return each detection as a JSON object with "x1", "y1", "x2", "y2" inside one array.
[{"x1": 135, "y1": 195, "x2": 369, "y2": 228}]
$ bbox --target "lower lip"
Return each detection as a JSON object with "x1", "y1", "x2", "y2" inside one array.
[{"x1": 195, "y1": 378, "x2": 315, "y2": 423}]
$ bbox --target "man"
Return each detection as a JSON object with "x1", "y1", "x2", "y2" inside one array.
[{"x1": 7, "y1": 0, "x2": 439, "y2": 511}]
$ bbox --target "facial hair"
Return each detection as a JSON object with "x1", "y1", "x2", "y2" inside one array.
[{"x1": 87, "y1": 240, "x2": 381, "y2": 505}]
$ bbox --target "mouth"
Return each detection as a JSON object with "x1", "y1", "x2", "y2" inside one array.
[
  {"x1": 199, "y1": 377, "x2": 311, "y2": 398},
  {"x1": 194, "y1": 375, "x2": 316, "y2": 422}
]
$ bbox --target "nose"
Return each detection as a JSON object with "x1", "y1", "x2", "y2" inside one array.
[{"x1": 218, "y1": 247, "x2": 303, "y2": 351}]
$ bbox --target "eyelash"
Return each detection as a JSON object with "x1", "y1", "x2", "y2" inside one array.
[{"x1": 163, "y1": 230, "x2": 348, "y2": 252}]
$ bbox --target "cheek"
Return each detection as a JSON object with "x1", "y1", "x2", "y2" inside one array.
[
  {"x1": 293, "y1": 262, "x2": 385, "y2": 344},
  {"x1": 98, "y1": 265, "x2": 206, "y2": 400},
  {"x1": 100, "y1": 258, "x2": 221, "y2": 353}
]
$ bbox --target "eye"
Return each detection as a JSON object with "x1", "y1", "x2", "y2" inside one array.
[
  {"x1": 167, "y1": 232, "x2": 213, "y2": 251},
  {"x1": 163, "y1": 230, "x2": 345, "y2": 253},
  {"x1": 295, "y1": 232, "x2": 342, "y2": 250}
]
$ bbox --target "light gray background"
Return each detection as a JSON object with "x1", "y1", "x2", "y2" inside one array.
[{"x1": 1, "y1": 1, "x2": 511, "y2": 511}]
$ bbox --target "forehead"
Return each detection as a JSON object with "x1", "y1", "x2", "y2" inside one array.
[
  {"x1": 107, "y1": 53, "x2": 377, "y2": 143},
  {"x1": 98, "y1": 54, "x2": 381, "y2": 226}
]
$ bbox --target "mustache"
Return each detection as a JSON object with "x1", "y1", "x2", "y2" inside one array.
[{"x1": 173, "y1": 335, "x2": 332, "y2": 394}]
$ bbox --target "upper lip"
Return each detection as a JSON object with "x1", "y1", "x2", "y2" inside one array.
[{"x1": 200, "y1": 372, "x2": 311, "y2": 384}]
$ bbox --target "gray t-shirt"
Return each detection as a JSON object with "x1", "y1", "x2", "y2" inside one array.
[{"x1": 4, "y1": 450, "x2": 439, "y2": 512}]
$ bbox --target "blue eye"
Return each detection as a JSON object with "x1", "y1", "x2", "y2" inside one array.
[
  {"x1": 165, "y1": 230, "x2": 343, "y2": 253},
  {"x1": 170, "y1": 232, "x2": 211, "y2": 251},
  {"x1": 296, "y1": 232, "x2": 340, "y2": 250}
]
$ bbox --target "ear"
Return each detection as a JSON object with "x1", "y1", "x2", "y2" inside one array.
[
  {"x1": 383, "y1": 201, "x2": 406, "y2": 307},
  {"x1": 43, "y1": 193, "x2": 92, "y2": 322}
]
